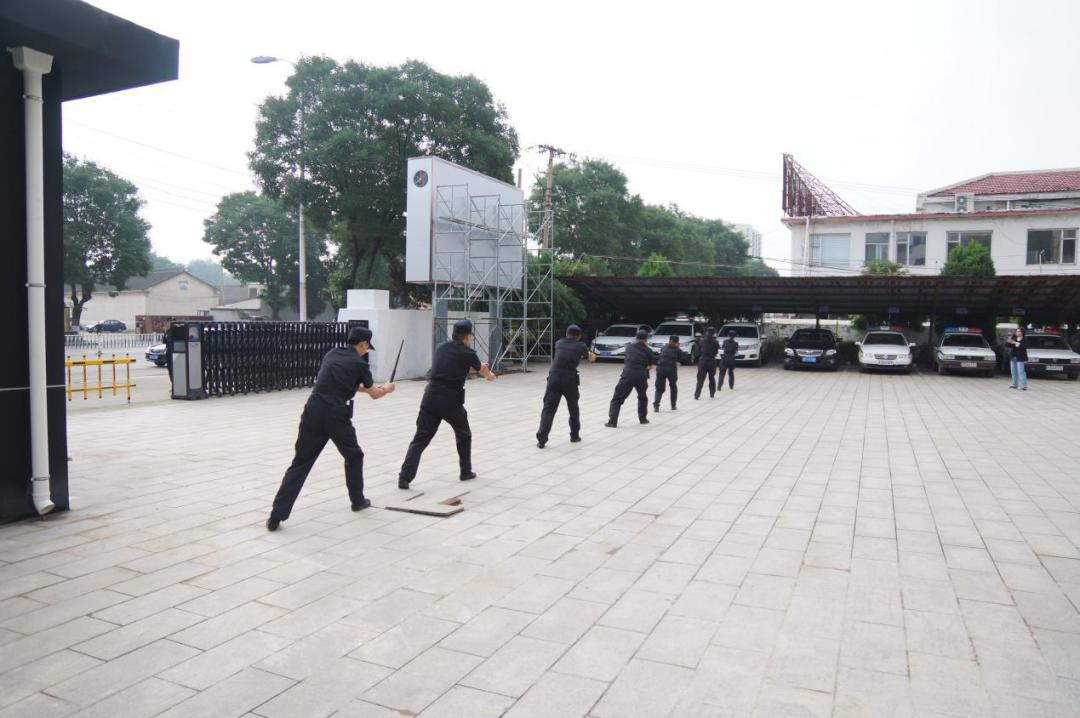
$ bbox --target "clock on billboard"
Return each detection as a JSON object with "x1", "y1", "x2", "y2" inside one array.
[{"x1": 413, "y1": 170, "x2": 429, "y2": 188}]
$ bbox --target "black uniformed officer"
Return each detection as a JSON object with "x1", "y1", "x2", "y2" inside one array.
[
  {"x1": 694, "y1": 326, "x2": 720, "y2": 399},
  {"x1": 605, "y1": 327, "x2": 653, "y2": 428},
  {"x1": 719, "y1": 329, "x2": 739, "y2": 390},
  {"x1": 653, "y1": 335, "x2": 691, "y2": 411},
  {"x1": 163, "y1": 316, "x2": 176, "y2": 382},
  {"x1": 537, "y1": 324, "x2": 596, "y2": 448},
  {"x1": 267, "y1": 327, "x2": 395, "y2": 531},
  {"x1": 399, "y1": 319, "x2": 496, "y2": 488}
]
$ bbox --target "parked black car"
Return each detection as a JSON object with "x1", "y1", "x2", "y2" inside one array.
[
  {"x1": 86, "y1": 319, "x2": 127, "y2": 333},
  {"x1": 783, "y1": 329, "x2": 840, "y2": 371}
]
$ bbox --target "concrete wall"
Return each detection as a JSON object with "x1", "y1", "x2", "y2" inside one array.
[
  {"x1": 145, "y1": 272, "x2": 220, "y2": 317},
  {"x1": 78, "y1": 291, "x2": 147, "y2": 328},
  {"x1": 789, "y1": 212, "x2": 1080, "y2": 276},
  {"x1": 338, "y1": 290, "x2": 433, "y2": 383}
]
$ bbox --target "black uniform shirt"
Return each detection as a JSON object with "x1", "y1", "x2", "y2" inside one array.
[
  {"x1": 621, "y1": 341, "x2": 654, "y2": 376},
  {"x1": 656, "y1": 344, "x2": 689, "y2": 369},
  {"x1": 312, "y1": 347, "x2": 374, "y2": 405},
  {"x1": 721, "y1": 338, "x2": 739, "y2": 360},
  {"x1": 429, "y1": 339, "x2": 482, "y2": 392},
  {"x1": 699, "y1": 337, "x2": 720, "y2": 361},
  {"x1": 550, "y1": 338, "x2": 590, "y2": 375}
]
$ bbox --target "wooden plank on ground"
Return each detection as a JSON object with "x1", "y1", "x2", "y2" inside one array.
[{"x1": 384, "y1": 501, "x2": 464, "y2": 517}]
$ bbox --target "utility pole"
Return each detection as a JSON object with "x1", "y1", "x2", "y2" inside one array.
[{"x1": 536, "y1": 144, "x2": 565, "y2": 250}]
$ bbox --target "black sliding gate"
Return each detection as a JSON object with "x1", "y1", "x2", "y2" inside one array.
[{"x1": 200, "y1": 321, "x2": 363, "y2": 397}]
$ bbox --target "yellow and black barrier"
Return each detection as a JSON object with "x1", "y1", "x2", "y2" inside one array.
[{"x1": 65, "y1": 354, "x2": 136, "y2": 402}]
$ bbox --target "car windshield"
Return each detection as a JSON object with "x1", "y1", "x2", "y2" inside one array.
[
  {"x1": 720, "y1": 325, "x2": 758, "y2": 339},
  {"x1": 1025, "y1": 335, "x2": 1069, "y2": 350},
  {"x1": 864, "y1": 333, "x2": 907, "y2": 346},
  {"x1": 655, "y1": 323, "x2": 694, "y2": 337},
  {"x1": 790, "y1": 331, "x2": 835, "y2": 348},
  {"x1": 942, "y1": 334, "x2": 989, "y2": 348},
  {"x1": 603, "y1": 326, "x2": 638, "y2": 337}
]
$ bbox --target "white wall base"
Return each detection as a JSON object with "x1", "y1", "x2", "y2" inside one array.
[{"x1": 338, "y1": 290, "x2": 432, "y2": 383}]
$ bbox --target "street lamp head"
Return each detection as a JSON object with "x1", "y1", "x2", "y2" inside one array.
[{"x1": 250, "y1": 55, "x2": 279, "y2": 64}]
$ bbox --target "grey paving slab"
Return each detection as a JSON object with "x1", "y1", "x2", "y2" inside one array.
[{"x1": 0, "y1": 365, "x2": 1076, "y2": 716}]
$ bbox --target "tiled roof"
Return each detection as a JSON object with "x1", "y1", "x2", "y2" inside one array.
[{"x1": 928, "y1": 169, "x2": 1080, "y2": 197}]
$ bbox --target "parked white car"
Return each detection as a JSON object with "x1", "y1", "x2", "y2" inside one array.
[
  {"x1": 1020, "y1": 331, "x2": 1080, "y2": 380},
  {"x1": 592, "y1": 324, "x2": 652, "y2": 360},
  {"x1": 935, "y1": 328, "x2": 996, "y2": 376},
  {"x1": 718, "y1": 322, "x2": 768, "y2": 366},
  {"x1": 856, "y1": 330, "x2": 914, "y2": 372},
  {"x1": 648, "y1": 321, "x2": 705, "y2": 364}
]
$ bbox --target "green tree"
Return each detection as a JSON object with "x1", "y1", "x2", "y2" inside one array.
[
  {"x1": 862, "y1": 259, "x2": 906, "y2": 275},
  {"x1": 202, "y1": 192, "x2": 327, "y2": 319},
  {"x1": 636, "y1": 252, "x2": 675, "y2": 277},
  {"x1": 851, "y1": 259, "x2": 920, "y2": 332},
  {"x1": 149, "y1": 251, "x2": 182, "y2": 272},
  {"x1": 251, "y1": 57, "x2": 518, "y2": 297},
  {"x1": 186, "y1": 258, "x2": 240, "y2": 287},
  {"x1": 941, "y1": 242, "x2": 995, "y2": 277},
  {"x1": 62, "y1": 155, "x2": 152, "y2": 328}
]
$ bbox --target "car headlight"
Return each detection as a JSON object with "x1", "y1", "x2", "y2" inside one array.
[
  {"x1": 1071, "y1": 357, "x2": 1080, "y2": 364},
  {"x1": 942, "y1": 354, "x2": 956, "y2": 361},
  {"x1": 825, "y1": 349, "x2": 837, "y2": 356},
  {"x1": 784, "y1": 348, "x2": 794, "y2": 356}
]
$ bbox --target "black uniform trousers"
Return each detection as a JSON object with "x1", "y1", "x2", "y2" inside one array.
[
  {"x1": 654, "y1": 368, "x2": 678, "y2": 409},
  {"x1": 608, "y1": 372, "x2": 649, "y2": 424},
  {"x1": 400, "y1": 387, "x2": 472, "y2": 480},
  {"x1": 537, "y1": 372, "x2": 581, "y2": 443},
  {"x1": 719, "y1": 359, "x2": 735, "y2": 389},
  {"x1": 271, "y1": 396, "x2": 365, "y2": 521},
  {"x1": 695, "y1": 360, "x2": 717, "y2": 398}
]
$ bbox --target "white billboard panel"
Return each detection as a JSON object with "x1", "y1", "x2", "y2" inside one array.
[{"x1": 405, "y1": 156, "x2": 525, "y2": 288}]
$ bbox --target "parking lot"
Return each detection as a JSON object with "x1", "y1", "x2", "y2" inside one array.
[{"x1": 2, "y1": 363, "x2": 1080, "y2": 716}]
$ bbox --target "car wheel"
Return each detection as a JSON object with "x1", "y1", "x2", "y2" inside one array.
[
  {"x1": 754, "y1": 356, "x2": 763, "y2": 367},
  {"x1": 937, "y1": 362, "x2": 946, "y2": 376},
  {"x1": 1068, "y1": 373, "x2": 1078, "y2": 381},
  {"x1": 783, "y1": 362, "x2": 791, "y2": 371}
]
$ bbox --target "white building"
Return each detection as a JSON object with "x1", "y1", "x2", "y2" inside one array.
[
  {"x1": 76, "y1": 270, "x2": 221, "y2": 329},
  {"x1": 786, "y1": 168, "x2": 1080, "y2": 276},
  {"x1": 731, "y1": 223, "x2": 763, "y2": 258}
]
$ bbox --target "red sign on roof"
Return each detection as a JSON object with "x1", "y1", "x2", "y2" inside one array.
[{"x1": 929, "y1": 169, "x2": 1080, "y2": 197}]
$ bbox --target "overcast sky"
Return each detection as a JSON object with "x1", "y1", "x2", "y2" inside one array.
[{"x1": 68, "y1": 0, "x2": 1080, "y2": 274}]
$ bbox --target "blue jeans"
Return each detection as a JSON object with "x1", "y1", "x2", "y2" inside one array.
[{"x1": 1010, "y1": 358, "x2": 1028, "y2": 388}]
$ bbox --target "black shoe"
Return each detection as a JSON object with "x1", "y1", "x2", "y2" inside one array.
[
  {"x1": 570, "y1": 435, "x2": 582, "y2": 443},
  {"x1": 398, "y1": 477, "x2": 412, "y2": 490},
  {"x1": 652, "y1": 404, "x2": 659, "y2": 412},
  {"x1": 640, "y1": 418, "x2": 650, "y2": 425},
  {"x1": 460, "y1": 471, "x2": 477, "y2": 481},
  {"x1": 671, "y1": 405, "x2": 677, "y2": 411},
  {"x1": 537, "y1": 441, "x2": 546, "y2": 449},
  {"x1": 351, "y1": 498, "x2": 371, "y2": 511},
  {"x1": 694, "y1": 395, "x2": 700, "y2": 400},
  {"x1": 266, "y1": 517, "x2": 281, "y2": 532},
  {"x1": 605, "y1": 421, "x2": 618, "y2": 428}
]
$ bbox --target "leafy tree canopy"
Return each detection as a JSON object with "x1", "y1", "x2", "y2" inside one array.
[
  {"x1": 202, "y1": 192, "x2": 327, "y2": 318},
  {"x1": 250, "y1": 57, "x2": 518, "y2": 300},
  {"x1": 186, "y1": 258, "x2": 241, "y2": 287},
  {"x1": 62, "y1": 154, "x2": 151, "y2": 327},
  {"x1": 863, "y1": 259, "x2": 907, "y2": 276},
  {"x1": 941, "y1": 241, "x2": 996, "y2": 277},
  {"x1": 636, "y1": 252, "x2": 675, "y2": 277}
]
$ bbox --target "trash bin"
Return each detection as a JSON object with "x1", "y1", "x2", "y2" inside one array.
[{"x1": 171, "y1": 323, "x2": 205, "y2": 400}]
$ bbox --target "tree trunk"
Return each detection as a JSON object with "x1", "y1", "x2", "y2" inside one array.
[
  {"x1": 348, "y1": 232, "x2": 364, "y2": 289},
  {"x1": 70, "y1": 285, "x2": 91, "y2": 329},
  {"x1": 361, "y1": 236, "x2": 383, "y2": 286}
]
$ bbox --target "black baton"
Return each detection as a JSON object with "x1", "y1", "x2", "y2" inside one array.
[{"x1": 389, "y1": 339, "x2": 404, "y2": 382}]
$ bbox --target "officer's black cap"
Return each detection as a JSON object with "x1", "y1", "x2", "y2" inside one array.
[
  {"x1": 706, "y1": 326, "x2": 716, "y2": 335},
  {"x1": 635, "y1": 328, "x2": 649, "y2": 339},
  {"x1": 728, "y1": 330, "x2": 738, "y2": 338},
  {"x1": 566, "y1": 324, "x2": 582, "y2": 336},
  {"x1": 453, "y1": 319, "x2": 473, "y2": 337},
  {"x1": 669, "y1": 335, "x2": 680, "y2": 343},
  {"x1": 347, "y1": 326, "x2": 375, "y2": 349}
]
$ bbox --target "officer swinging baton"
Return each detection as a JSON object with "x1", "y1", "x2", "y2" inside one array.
[{"x1": 389, "y1": 339, "x2": 405, "y2": 382}]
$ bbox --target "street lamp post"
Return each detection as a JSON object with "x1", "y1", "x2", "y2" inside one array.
[{"x1": 252, "y1": 55, "x2": 307, "y2": 321}]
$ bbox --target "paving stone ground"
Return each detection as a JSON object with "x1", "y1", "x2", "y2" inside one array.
[{"x1": 3, "y1": 362, "x2": 1080, "y2": 717}]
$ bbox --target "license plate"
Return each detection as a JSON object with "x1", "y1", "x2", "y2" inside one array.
[
  {"x1": 1047, "y1": 365, "x2": 1063, "y2": 372},
  {"x1": 147, "y1": 354, "x2": 159, "y2": 360},
  {"x1": 801, "y1": 357, "x2": 816, "y2": 363},
  {"x1": 960, "y1": 362, "x2": 976, "y2": 368},
  {"x1": 598, "y1": 351, "x2": 611, "y2": 357}
]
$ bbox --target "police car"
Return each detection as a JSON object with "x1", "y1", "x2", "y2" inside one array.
[
  {"x1": 856, "y1": 327, "x2": 915, "y2": 373},
  {"x1": 648, "y1": 320, "x2": 705, "y2": 364},
  {"x1": 934, "y1": 327, "x2": 996, "y2": 376},
  {"x1": 718, "y1": 322, "x2": 769, "y2": 366},
  {"x1": 1019, "y1": 329, "x2": 1080, "y2": 380},
  {"x1": 592, "y1": 323, "x2": 652, "y2": 360}
]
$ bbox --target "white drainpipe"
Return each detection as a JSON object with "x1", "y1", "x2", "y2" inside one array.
[{"x1": 10, "y1": 47, "x2": 55, "y2": 515}]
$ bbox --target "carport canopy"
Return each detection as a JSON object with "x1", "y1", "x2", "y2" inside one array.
[{"x1": 560, "y1": 274, "x2": 1080, "y2": 321}]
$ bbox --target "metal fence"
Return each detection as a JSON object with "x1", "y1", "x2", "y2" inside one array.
[
  {"x1": 65, "y1": 333, "x2": 162, "y2": 353},
  {"x1": 201, "y1": 322, "x2": 352, "y2": 397}
]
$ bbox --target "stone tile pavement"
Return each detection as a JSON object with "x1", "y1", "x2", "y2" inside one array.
[{"x1": 3, "y1": 362, "x2": 1080, "y2": 717}]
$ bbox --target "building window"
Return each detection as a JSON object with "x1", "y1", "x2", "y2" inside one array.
[
  {"x1": 896, "y1": 232, "x2": 926, "y2": 266},
  {"x1": 946, "y1": 231, "x2": 991, "y2": 254},
  {"x1": 178, "y1": 280, "x2": 189, "y2": 291},
  {"x1": 810, "y1": 233, "x2": 851, "y2": 267},
  {"x1": 865, "y1": 233, "x2": 890, "y2": 262},
  {"x1": 1026, "y1": 229, "x2": 1077, "y2": 265}
]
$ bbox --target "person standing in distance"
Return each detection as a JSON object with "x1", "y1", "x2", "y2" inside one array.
[
  {"x1": 537, "y1": 324, "x2": 596, "y2": 448},
  {"x1": 1006, "y1": 327, "x2": 1028, "y2": 390},
  {"x1": 653, "y1": 335, "x2": 691, "y2": 412},
  {"x1": 267, "y1": 327, "x2": 394, "y2": 531},
  {"x1": 605, "y1": 327, "x2": 654, "y2": 428},
  {"x1": 695, "y1": 326, "x2": 720, "y2": 399},
  {"x1": 718, "y1": 329, "x2": 739, "y2": 391},
  {"x1": 399, "y1": 319, "x2": 496, "y2": 488}
]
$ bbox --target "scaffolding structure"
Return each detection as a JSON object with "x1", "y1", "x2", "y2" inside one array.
[
  {"x1": 781, "y1": 153, "x2": 859, "y2": 217},
  {"x1": 430, "y1": 183, "x2": 553, "y2": 372}
]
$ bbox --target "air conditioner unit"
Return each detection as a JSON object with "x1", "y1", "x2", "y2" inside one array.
[{"x1": 954, "y1": 192, "x2": 975, "y2": 213}]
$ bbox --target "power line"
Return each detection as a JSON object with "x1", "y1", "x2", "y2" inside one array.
[{"x1": 65, "y1": 121, "x2": 253, "y2": 178}]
